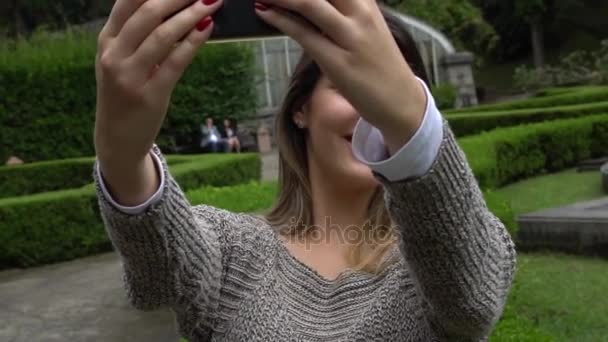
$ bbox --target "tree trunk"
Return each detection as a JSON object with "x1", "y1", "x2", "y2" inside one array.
[{"x1": 531, "y1": 18, "x2": 545, "y2": 69}]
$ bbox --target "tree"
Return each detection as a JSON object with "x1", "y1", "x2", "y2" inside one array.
[
  {"x1": 515, "y1": 0, "x2": 547, "y2": 68},
  {"x1": 382, "y1": 0, "x2": 499, "y2": 59},
  {"x1": 473, "y1": 0, "x2": 607, "y2": 67}
]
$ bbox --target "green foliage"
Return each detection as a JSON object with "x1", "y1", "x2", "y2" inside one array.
[
  {"x1": 471, "y1": 0, "x2": 608, "y2": 62},
  {"x1": 431, "y1": 84, "x2": 457, "y2": 110},
  {"x1": 0, "y1": 187, "x2": 107, "y2": 269},
  {"x1": 0, "y1": 157, "x2": 95, "y2": 198},
  {"x1": 514, "y1": 40, "x2": 608, "y2": 91},
  {"x1": 0, "y1": 28, "x2": 257, "y2": 163},
  {"x1": 459, "y1": 114, "x2": 608, "y2": 189},
  {"x1": 386, "y1": 0, "x2": 498, "y2": 57},
  {"x1": 172, "y1": 153, "x2": 261, "y2": 191},
  {"x1": 0, "y1": 153, "x2": 260, "y2": 269},
  {"x1": 0, "y1": 0, "x2": 113, "y2": 36},
  {"x1": 447, "y1": 101, "x2": 608, "y2": 137},
  {"x1": 446, "y1": 86, "x2": 608, "y2": 114}
]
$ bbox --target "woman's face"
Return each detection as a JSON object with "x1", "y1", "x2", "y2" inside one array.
[{"x1": 295, "y1": 75, "x2": 379, "y2": 190}]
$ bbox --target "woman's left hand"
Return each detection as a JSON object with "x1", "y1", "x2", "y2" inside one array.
[{"x1": 255, "y1": 0, "x2": 427, "y2": 151}]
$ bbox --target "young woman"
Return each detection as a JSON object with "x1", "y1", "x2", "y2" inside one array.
[
  {"x1": 222, "y1": 119, "x2": 241, "y2": 153},
  {"x1": 93, "y1": 0, "x2": 516, "y2": 341}
]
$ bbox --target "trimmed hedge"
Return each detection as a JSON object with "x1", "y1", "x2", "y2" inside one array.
[
  {"x1": 0, "y1": 154, "x2": 198, "y2": 199},
  {"x1": 447, "y1": 101, "x2": 608, "y2": 137},
  {"x1": 0, "y1": 153, "x2": 260, "y2": 269},
  {"x1": 460, "y1": 114, "x2": 608, "y2": 189},
  {"x1": 446, "y1": 86, "x2": 608, "y2": 114},
  {"x1": 534, "y1": 85, "x2": 604, "y2": 97},
  {"x1": 0, "y1": 157, "x2": 95, "y2": 198},
  {"x1": 0, "y1": 29, "x2": 257, "y2": 163}
]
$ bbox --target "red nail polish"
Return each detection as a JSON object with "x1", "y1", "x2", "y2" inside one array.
[
  {"x1": 202, "y1": 0, "x2": 218, "y2": 5},
  {"x1": 255, "y1": 2, "x2": 269, "y2": 11},
  {"x1": 196, "y1": 17, "x2": 213, "y2": 31}
]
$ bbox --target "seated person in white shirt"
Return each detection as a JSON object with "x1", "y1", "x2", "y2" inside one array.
[{"x1": 200, "y1": 117, "x2": 225, "y2": 153}]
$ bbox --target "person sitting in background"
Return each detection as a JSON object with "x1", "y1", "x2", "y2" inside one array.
[
  {"x1": 222, "y1": 119, "x2": 241, "y2": 153},
  {"x1": 200, "y1": 117, "x2": 224, "y2": 153}
]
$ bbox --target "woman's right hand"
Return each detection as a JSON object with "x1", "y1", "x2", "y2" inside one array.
[
  {"x1": 95, "y1": 0, "x2": 222, "y2": 160},
  {"x1": 94, "y1": 0, "x2": 223, "y2": 205}
]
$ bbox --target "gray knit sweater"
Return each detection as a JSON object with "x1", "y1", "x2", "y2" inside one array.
[{"x1": 94, "y1": 123, "x2": 517, "y2": 341}]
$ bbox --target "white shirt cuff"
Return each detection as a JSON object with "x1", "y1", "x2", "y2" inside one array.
[
  {"x1": 352, "y1": 77, "x2": 444, "y2": 182},
  {"x1": 96, "y1": 150, "x2": 165, "y2": 215}
]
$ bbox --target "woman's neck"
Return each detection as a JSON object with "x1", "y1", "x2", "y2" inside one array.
[{"x1": 308, "y1": 164, "x2": 375, "y2": 246}]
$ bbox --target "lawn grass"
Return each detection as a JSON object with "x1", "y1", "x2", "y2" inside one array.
[
  {"x1": 493, "y1": 253, "x2": 608, "y2": 341},
  {"x1": 494, "y1": 169, "x2": 604, "y2": 216},
  {"x1": 186, "y1": 180, "x2": 278, "y2": 214}
]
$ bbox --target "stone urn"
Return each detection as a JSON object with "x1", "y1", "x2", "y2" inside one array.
[{"x1": 602, "y1": 162, "x2": 608, "y2": 194}]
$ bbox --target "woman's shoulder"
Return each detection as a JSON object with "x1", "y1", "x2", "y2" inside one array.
[{"x1": 191, "y1": 204, "x2": 279, "y2": 255}]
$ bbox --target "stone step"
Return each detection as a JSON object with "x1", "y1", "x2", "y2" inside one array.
[
  {"x1": 517, "y1": 197, "x2": 608, "y2": 257},
  {"x1": 577, "y1": 157, "x2": 608, "y2": 172},
  {"x1": 603, "y1": 163, "x2": 608, "y2": 194}
]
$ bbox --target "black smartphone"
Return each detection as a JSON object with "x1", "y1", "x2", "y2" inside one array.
[{"x1": 209, "y1": 1, "x2": 284, "y2": 42}]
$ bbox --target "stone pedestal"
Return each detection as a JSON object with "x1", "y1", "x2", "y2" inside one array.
[
  {"x1": 441, "y1": 52, "x2": 478, "y2": 108},
  {"x1": 257, "y1": 125, "x2": 272, "y2": 154}
]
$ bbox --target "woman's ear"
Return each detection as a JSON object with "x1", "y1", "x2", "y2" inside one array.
[{"x1": 293, "y1": 109, "x2": 308, "y2": 129}]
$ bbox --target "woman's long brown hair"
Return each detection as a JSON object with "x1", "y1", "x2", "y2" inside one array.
[{"x1": 263, "y1": 5, "x2": 430, "y2": 274}]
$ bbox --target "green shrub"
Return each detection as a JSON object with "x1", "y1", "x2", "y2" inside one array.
[
  {"x1": 533, "y1": 85, "x2": 602, "y2": 97},
  {"x1": 513, "y1": 40, "x2": 608, "y2": 91},
  {"x1": 0, "y1": 153, "x2": 260, "y2": 269},
  {"x1": 459, "y1": 114, "x2": 608, "y2": 189},
  {"x1": 0, "y1": 187, "x2": 106, "y2": 269},
  {"x1": 0, "y1": 29, "x2": 257, "y2": 163},
  {"x1": 431, "y1": 84, "x2": 457, "y2": 110},
  {"x1": 447, "y1": 101, "x2": 608, "y2": 137},
  {"x1": 0, "y1": 154, "x2": 202, "y2": 199},
  {"x1": 172, "y1": 154, "x2": 261, "y2": 190},
  {"x1": 445, "y1": 86, "x2": 608, "y2": 114},
  {"x1": 0, "y1": 2, "x2": 113, "y2": 37},
  {"x1": 0, "y1": 157, "x2": 94, "y2": 198}
]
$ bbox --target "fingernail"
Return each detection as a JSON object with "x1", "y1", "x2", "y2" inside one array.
[
  {"x1": 255, "y1": 2, "x2": 269, "y2": 11},
  {"x1": 196, "y1": 17, "x2": 213, "y2": 31},
  {"x1": 202, "y1": 0, "x2": 218, "y2": 5}
]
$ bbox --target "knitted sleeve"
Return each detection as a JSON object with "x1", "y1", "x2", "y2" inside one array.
[
  {"x1": 376, "y1": 121, "x2": 517, "y2": 340},
  {"x1": 92, "y1": 146, "x2": 226, "y2": 332}
]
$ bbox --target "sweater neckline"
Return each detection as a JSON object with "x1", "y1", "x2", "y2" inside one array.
[{"x1": 272, "y1": 230, "x2": 399, "y2": 287}]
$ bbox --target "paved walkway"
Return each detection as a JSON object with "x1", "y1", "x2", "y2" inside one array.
[{"x1": 0, "y1": 152, "x2": 279, "y2": 342}]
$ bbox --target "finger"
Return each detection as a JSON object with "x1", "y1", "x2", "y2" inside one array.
[
  {"x1": 128, "y1": 0, "x2": 218, "y2": 78},
  {"x1": 146, "y1": 19, "x2": 214, "y2": 97},
  {"x1": 103, "y1": 0, "x2": 147, "y2": 38},
  {"x1": 117, "y1": 0, "x2": 221, "y2": 57},
  {"x1": 259, "y1": 0, "x2": 353, "y2": 47},
  {"x1": 256, "y1": 5, "x2": 344, "y2": 65}
]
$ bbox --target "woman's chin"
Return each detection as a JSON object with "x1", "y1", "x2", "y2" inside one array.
[{"x1": 343, "y1": 160, "x2": 380, "y2": 189}]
